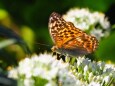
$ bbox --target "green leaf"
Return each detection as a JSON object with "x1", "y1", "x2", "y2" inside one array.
[
  {"x1": 0, "y1": 39, "x2": 16, "y2": 49},
  {"x1": 96, "y1": 32, "x2": 115, "y2": 63},
  {"x1": 34, "y1": 76, "x2": 48, "y2": 86}
]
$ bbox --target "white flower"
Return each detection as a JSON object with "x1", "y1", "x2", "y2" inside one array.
[
  {"x1": 88, "y1": 72, "x2": 93, "y2": 81},
  {"x1": 8, "y1": 53, "x2": 115, "y2": 86},
  {"x1": 84, "y1": 65, "x2": 88, "y2": 75},
  {"x1": 18, "y1": 58, "x2": 34, "y2": 78},
  {"x1": 90, "y1": 29, "x2": 104, "y2": 40},
  {"x1": 88, "y1": 81, "x2": 101, "y2": 86},
  {"x1": 98, "y1": 61, "x2": 105, "y2": 70},
  {"x1": 45, "y1": 81, "x2": 57, "y2": 86},
  {"x1": 63, "y1": 8, "x2": 92, "y2": 30},
  {"x1": 69, "y1": 56, "x2": 115, "y2": 85},
  {"x1": 63, "y1": 8, "x2": 110, "y2": 40},
  {"x1": 24, "y1": 78, "x2": 34, "y2": 86},
  {"x1": 103, "y1": 76, "x2": 110, "y2": 84},
  {"x1": 8, "y1": 68, "x2": 18, "y2": 79}
]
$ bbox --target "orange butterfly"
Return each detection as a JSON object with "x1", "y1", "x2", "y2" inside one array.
[{"x1": 49, "y1": 12, "x2": 98, "y2": 57}]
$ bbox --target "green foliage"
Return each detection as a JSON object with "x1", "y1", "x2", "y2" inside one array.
[
  {"x1": 0, "y1": 0, "x2": 115, "y2": 27},
  {"x1": 18, "y1": 76, "x2": 48, "y2": 86},
  {"x1": 21, "y1": 26, "x2": 35, "y2": 51},
  {"x1": 34, "y1": 77, "x2": 48, "y2": 86},
  {"x1": 96, "y1": 32, "x2": 115, "y2": 63}
]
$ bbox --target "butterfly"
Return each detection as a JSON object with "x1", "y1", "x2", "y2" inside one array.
[{"x1": 48, "y1": 12, "x2": 98, "y2": 57}]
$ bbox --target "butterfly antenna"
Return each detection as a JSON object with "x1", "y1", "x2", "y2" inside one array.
[{"x1": 35, "y1": 42, "x2": 51, "y2": 47}]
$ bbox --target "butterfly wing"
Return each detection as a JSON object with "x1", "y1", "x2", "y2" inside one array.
[
  {"x1": 62, "y1": 22, "x2": 98, "y2": 53},
  {"x1": 49, "y1": 12, "x2": 98, "y2": 54},
  {"x1": 49, "y1": 12, "x2": 73, "y2": 47}
]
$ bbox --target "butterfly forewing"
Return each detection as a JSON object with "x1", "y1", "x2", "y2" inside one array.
[
  {"x1": 49, "y1": 12, "x2": 98, "y2": 56},
  {"x1": 49, "y1": 12, "x2": 68, "y2": 47}
]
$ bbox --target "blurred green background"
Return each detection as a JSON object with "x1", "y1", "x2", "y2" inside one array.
[{"x1": 0, "y1": 0, "x2": 115, "y2": 76}]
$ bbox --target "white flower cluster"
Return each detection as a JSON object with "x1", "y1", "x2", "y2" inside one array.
[
  {"x1": 69, "y1": 57, "x2": 115, "y2": 86},
  {"x1": 8, "y1": 53, "x2": 77, "y2": 86},
  {"x1": 63, "y1": 8, "x2": 110, "y2": 40},
  {"x1": 8, "y1": 53, "x2": 115, "y2": 86}
]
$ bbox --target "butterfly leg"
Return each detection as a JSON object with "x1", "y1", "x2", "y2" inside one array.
[
  {"x1": 52, "y1": 52, "x2": 56, "y2": 56},
  {"x1": 57, "y1": 53, "x2": 61, "y2": 60},
  {"x1": 52, "y1": 52, "x2": 65, "y2": 61}
]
